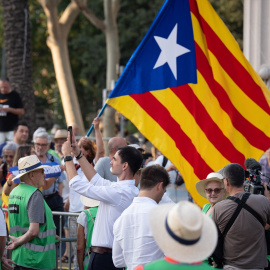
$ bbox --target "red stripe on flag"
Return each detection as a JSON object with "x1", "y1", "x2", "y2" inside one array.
[
  {"x1": 130, "y1": 92, "x2": 212, "y2": 179},
  {"x1": 195, "y1": 43, "x2": 270, "y2": 150},
  {"x1": 171, "y1": 84, "x2": 245, "y2": 164},
  {"x1": 189, "y1": 0, "x2": 270, "y2": 115}
]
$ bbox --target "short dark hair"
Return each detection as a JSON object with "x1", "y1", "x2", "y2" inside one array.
[
  {"x1": 14, "y1": 121, "x2": 29, "y2": 132},
  {"x1": 223, "y1": 163, "x2": 245, "y2": 188},
  {"x1": 118, "y1": 146, "x2": 143, "y2": 176},
  {"x1": 140, "y1": 165, "x2": 170, "y2": 190}
]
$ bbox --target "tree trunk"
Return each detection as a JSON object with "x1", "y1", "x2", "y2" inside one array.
[
  {"x1": 74, "y1": 0, "x2": 121, "y2": 140},
  {"x1": 1, "y1": 0, "x2": 36, "y2": 137},
  {"x1": 38, "y1": 0, "x2": 85, "y2": 135},
  {"x1": 47, "y1": 35, "x2": 85, "y2": 134},
  {"x1": 103, "y1": 0, "x2": 120, "y2": 141}
]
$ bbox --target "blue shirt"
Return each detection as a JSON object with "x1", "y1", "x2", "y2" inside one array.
[{"x1": 42, "y1": 152, "x2": 65, "y2": 196}]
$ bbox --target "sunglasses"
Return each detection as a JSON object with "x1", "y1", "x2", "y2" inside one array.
[{"x1": 205, "y1": 188, "x2": 224, "y2": 194}]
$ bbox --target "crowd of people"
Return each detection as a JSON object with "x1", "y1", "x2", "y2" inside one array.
[{"x1": 0, "y1": 76, "x2": 270, "y2": 270}]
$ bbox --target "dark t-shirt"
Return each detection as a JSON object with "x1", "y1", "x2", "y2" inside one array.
[{"x1": 0, "y1": 91, "x2": 23, "y2": 131}]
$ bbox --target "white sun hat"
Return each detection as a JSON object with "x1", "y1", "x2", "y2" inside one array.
[
  {"x1": 149, "y1": 201, "x2": 217, "y2": 263},
  {"x1": 80, "y1": 195, "x2": 100, "y2": 208},
  {"x1": 12, "y1": 155, "x2": 50, "y2": 181},
  {"x1": 195, "y1": 172, "x2": 224, "y2": 199}
]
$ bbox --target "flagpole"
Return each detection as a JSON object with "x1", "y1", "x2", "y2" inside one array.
[{"x1": 85, "y1": 103, "x2": 107, "y2": 137}]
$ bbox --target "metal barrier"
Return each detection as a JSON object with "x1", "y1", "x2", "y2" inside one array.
[
  {"x1": 54, "y1": 211, "x2": 80, "y2": 270},
  {"x1": 2, "y1": 208, "x2": 79, "y2": 270}
]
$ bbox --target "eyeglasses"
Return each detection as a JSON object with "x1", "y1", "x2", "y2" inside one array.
[
  {"x1": 34, "y1": 143, "x2": 49, "y2": 147},
  {"x1": 205, "y1": 188, "x2": 224, "y2": 194}
]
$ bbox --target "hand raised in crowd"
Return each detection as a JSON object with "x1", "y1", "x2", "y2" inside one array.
[
  {"x1": 92, "y1": 117, "x2": 101, "y2": 131},
  {"x1": 62, "y1": 131, "x2": 80, "y2": 157},
  {"x1": 1, "y1": 257, "x2": 15, "y2": 270}
]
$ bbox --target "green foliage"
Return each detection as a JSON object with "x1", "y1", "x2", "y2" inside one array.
[{"x1": 118, "y1": 0, "x2": 164, "y2": 65}]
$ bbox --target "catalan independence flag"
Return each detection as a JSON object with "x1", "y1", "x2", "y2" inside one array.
[{"x1": 106, "y1": 0, "x2": 270, "y2": 206}]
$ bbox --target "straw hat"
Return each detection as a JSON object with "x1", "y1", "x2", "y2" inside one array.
[
  {"x1": 149, "y1": 201, "x2": 217, "y2": 263},
  {"x1": 195, "y1": 172, "x2": 224, "y2": 199},
  {"x1": 13, "y1": 155, "x2": 50, "y2": 181},
  {"x1": 80, "y1": 195, "x2": 100, "y2": 208},
  {"x1": 54, "y1": 129, "x2": 68, "y2": 140}
]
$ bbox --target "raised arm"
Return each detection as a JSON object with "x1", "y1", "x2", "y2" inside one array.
[
  {"x1": 62, "y1": 133, "x2": 97, "y2": 182},
  {"x1": 93, "y1": 117, "x2": 105, "y2": 164}
]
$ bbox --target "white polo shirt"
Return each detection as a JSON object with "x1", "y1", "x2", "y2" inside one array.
[{"x1": 70, "y1": 173, "x2": 139, "y2": 248}]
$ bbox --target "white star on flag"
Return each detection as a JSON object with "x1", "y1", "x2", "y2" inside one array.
[{"x1": 153, "y1": 24, "x2": 190, "y2": 80}]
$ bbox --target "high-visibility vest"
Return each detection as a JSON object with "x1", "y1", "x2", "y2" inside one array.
[
  {"x1": 8, "y1": 183, "x2": 56, "y2": 269},
  {"x1": 83, "y1": 207, "x2": 98, "y2": 270}
]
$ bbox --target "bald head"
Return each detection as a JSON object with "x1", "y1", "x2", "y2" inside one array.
[{"x1": 108, "y1": 137, "x2": 127, "y2": 158}]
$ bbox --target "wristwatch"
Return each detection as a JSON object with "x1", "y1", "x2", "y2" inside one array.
[{"x1": 64, "y1": 156, "x2": 73, "y2": 162}]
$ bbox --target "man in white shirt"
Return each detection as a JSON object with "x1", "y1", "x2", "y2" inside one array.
[
  {"x1": 112, "y1": 165, "x2": 170, "y2": 270},
  {"x1": 94, "y1": 137, "x2": 127, "y2": 182},
  {"x1": 62, "y1": 137, "x2": 143, "y2": 270}
]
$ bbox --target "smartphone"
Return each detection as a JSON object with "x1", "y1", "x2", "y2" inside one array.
[{"x1": 67, "y1": 126, "x2": 72, "y2": 145}]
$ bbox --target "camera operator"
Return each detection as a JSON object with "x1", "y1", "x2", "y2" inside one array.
[{"x1": 212, "y1": 163, "x2": 270, "y2": 270}]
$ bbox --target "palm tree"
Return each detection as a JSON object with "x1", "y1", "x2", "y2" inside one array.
[{"x1": 1, "y1": 0, "x2": 36, "y2": 135}]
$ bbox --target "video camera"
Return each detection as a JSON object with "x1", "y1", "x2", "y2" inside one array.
[{"x1": 244, "y1": 158, "x2": 270, "y2": 195}]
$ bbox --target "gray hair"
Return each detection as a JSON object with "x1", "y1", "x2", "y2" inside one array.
[
  {"x1": 33, "y1": 128, "x2": 51, "y2": 143},
  {"x1": 2, "y1": 141, "x2": 18, "y2": 154}
]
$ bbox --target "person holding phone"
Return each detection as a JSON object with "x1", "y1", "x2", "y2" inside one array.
[{"x1": 62, "y1": 127, "x2": 143, "y2": 270}]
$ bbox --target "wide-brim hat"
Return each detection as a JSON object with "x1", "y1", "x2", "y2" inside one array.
[
  {"x1": 54, "y1": 129, "x2": 68, "y2": 140},
  {"x1": 195, "y1": 172, "x2": 224, "y2": 199},
  {"x1": 149, "y1": 201, "x2": 217, "y2": 263},
  {"x1": 13, "y1": 155, "x2": 50, "y2": 181},
  {"x1": 80, "y1": 195, "x2": 100, "y2": 208}
]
